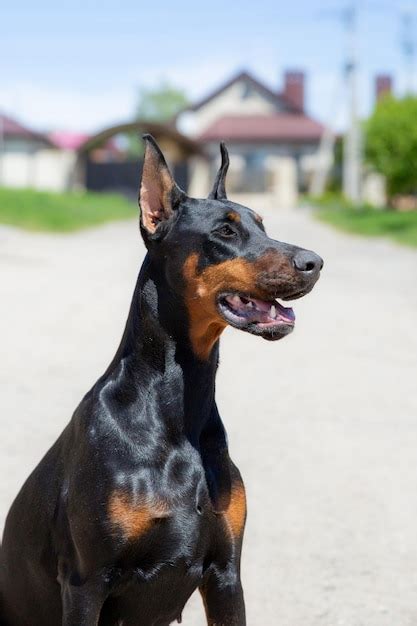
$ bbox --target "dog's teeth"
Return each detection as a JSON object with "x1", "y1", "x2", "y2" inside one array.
[
  {"x1": 246, "y1": 301, "x2": 253, "y2": 308},
  {"x1": 231, "y1": 295, "x2": 241, "y2": 307},
  {"x1": 270, "y1": 305, "x2": 276, "y2": 318}
]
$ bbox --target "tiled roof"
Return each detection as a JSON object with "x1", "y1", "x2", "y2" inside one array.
[
  {"x1": 198, "y1": 114, "x2": 324, "y2": 143},
  {"x1": 48, "y1": 131, "x2": 91, "y2": 150},
  {"x1": 187, "y1": 70, "x2": 299, "y2": 114},
  {"x1": 0, "y1": 113, "x2": 51, "y2": 144}
]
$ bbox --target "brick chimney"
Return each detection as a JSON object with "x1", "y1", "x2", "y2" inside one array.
[
  {"x1": 375, "y1": 74, "x2": 393, "y2": 101},
  {"x1": 283, "y1": 71, "x2": 305, "y2": 112}
]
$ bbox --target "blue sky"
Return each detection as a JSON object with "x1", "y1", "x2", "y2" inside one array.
[{"x1": 1, "y1": 0, "x2": 415, "y2": 132}]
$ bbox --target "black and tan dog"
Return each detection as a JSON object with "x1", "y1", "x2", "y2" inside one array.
[{"x1": 0, "y1": 136, "x2": 322, "y2": 626}]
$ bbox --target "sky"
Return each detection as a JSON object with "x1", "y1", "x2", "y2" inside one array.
[{"x1": 1, "y1": 0, "x2": 416, "y2": 133}]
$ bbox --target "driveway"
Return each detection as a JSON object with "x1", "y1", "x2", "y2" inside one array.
[{"x1": 1, "y1": 209, "x2": 417, "y2": 625}]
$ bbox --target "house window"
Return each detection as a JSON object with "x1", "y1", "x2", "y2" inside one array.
[
  {"x1": 240, "y1": 151, "x2": 267, "y2": 192},
  {"x1": 241, "y1": 82, "x2": 253, "y2": 100},
  {"x1": 245, "y1": 151, "x2": 264, "y2": 169}
]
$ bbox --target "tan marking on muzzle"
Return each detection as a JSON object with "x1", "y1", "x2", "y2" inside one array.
[
  {"x1": 183, "y1": 251, "x2": 296, "y2": 360},
  {"x1": 183, "y1": 254, "x2": 258, "y2": 360}
]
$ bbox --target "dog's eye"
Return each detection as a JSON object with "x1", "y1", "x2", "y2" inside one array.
[{"x1": 216, "y1": 224, "x2": 237, "y2": 238}]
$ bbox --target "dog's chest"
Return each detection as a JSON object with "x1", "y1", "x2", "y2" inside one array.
[{"x1": 106, "y1": 445, "x2": 214, "y2": 558}]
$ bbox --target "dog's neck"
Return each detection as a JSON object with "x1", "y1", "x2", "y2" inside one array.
[{"x1": 98, "y1": 254, "x2": 219, "y2": 444}]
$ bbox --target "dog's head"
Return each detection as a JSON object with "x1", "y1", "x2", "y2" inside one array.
[{"x1": 139, "y1": 135, "x2": 323, "y2": 360}]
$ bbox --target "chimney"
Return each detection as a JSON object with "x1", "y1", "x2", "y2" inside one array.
[
  {"x1": 375, "y1": 74, "x2": 392, "y2": 102},
  {"x1": 283, "y1": 71, "x2": 305, "y2": 112}
]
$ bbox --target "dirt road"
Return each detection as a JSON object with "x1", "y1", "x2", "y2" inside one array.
[{"x1": 1, "y1": 209, "x2": 417, "y2": 625}]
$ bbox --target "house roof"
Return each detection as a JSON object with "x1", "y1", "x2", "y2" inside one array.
[
  {"x1": 49, "y1": 131, "x2": 121, "y2": 154},
  {"x1": 184, "y1": 70, "x2": 300, "y2": 114},
  {"x1": 0, "y1": 113, "x2": 52, "y2": 145},
  {"x1": 198, "y1": 114, "x2": 325, "y2": 143},
  {"x1": 49, "y1": 131, "x2": 92, "y2": 150}
]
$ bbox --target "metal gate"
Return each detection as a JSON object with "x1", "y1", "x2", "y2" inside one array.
[{"x1": 85, "y1": 159, "x2": 189, "y2": 197}]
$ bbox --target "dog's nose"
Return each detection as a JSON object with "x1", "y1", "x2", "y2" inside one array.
[{"x1": 293, "y1": 250, "x2": 323, "y2": 273}]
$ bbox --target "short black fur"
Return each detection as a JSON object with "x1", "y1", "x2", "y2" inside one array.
[{"x1": 0, "y1": 136, "x2": 322, "y2": 626}]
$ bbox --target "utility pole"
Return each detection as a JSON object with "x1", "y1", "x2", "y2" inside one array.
[
  {"x1": 342, "y1": 3, "x2": 362, "y2": 204},
  {"x1": 400, "y1": 5, "x2": 416, "y2": 95}
]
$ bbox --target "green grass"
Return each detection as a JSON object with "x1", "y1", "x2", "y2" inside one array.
[
  {"x1": 307, "y1": 194, "x2": 417, "y2": 248},
  {"x1": 0, "y1": 187, "x2": 137, "y2": 232}
]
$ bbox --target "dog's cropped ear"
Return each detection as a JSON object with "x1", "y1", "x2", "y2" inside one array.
[
  {"x1": 139, "y1": 134, "x2": 185, "y2": 236},
  {"x1": 208, "y1": 142, "x2": 229, "y2": 200}
]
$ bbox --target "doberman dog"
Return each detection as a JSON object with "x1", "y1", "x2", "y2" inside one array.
[{"x1": 0, "y1": 135, "x2": 322, "y2": 626}]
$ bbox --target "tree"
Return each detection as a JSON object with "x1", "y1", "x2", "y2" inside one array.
[
  {"x1": 126, "y1": 81, "x2": 190, "y2": 157},
  {"x1": 365, "y1": 95, "x2": 417, "y2": 198},
  {"x1": 135, "y1": 81, "x2": 189, "y2": 121}
]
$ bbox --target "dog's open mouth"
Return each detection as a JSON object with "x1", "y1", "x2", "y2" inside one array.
[{"x1": 217, "y1": 293, "x2": 296, "y2": 340}]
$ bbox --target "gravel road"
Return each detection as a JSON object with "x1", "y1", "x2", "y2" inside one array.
[{"x1": 1, "y1": 208, "x2": 417, "y2": 625}]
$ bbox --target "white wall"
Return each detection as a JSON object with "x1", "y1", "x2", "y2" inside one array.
[
  {"x1": 177, "y1": 79, "x2": 282, "y2": 136},
  {"x1": 362, "y1": 172, "x2": 386, "y2": 208},
  {"x1": 0, "y1": 149, "x2": 76, "y2": 191},
  {"x1": 188, "y1": 145, "x2": 299, "y2": 209}
]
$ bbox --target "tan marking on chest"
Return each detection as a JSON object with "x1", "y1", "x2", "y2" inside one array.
[
  {"x1": 108, "y1": 491, "x2": 170, "y2": 541},
  {"x1": 223, "y1": 482, "x2": 247, "y2": 538}
]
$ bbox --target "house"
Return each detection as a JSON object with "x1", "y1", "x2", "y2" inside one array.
[
  {"x1": 49, "y1": 131, "x2": 121, "y2": 163},
  {"x1": 0, "y1": 113, "x2": 77, "y2": 191},
  {"x1": 0, "y1": 116, "x2": 127, "y2": 192},
  {"x1": 0, "y1": 71, "x2": 326, "y2": 205},
  {"x1": 0, "y1": 113, "x2": 204, "y2": 195},
  {"x1": 176, "y1": 70, "x2": 325, "y2": 208}
]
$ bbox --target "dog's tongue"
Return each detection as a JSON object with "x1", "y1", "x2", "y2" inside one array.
[
  {"x1": 226, "y1": 295, "x2": 295, "y2": 323},
  {"x1": 277, "y1": 302, "x2": 295, "y2": 322},
  {"x1": 251, "y1": 297, "x2": 295, "y2": 323}
]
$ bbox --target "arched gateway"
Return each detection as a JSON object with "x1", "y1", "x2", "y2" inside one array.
[{"x1": 72, "y1": 120, "x2": 206, "y2": 196}]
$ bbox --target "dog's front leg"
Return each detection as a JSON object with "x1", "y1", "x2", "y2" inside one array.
[
  {"x1": 61, "y1": 574, "x2": 109, "y2": 626},
  {"x1": 200, "y1": 574, "x2": 246, "y2": 626}
]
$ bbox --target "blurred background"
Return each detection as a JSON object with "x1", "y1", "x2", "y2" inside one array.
[{"x1": 1, "y1": 1, "x2": 417, "y2": 625}]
